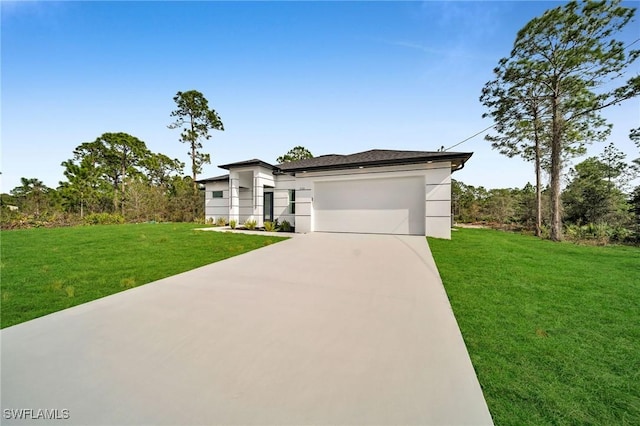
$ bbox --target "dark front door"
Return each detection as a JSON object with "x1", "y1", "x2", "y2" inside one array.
[{"x1": 264, "y1": 192, "x2": 274, "y2": 222}]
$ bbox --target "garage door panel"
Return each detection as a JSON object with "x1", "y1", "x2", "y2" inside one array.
[
  {"x1": 314, "y1": 209, "x2": 414, "y2": 234},
  {"x1": 314, "y1": 177, "x2": 425, "y2": 235}
]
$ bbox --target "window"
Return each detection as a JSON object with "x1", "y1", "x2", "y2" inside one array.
[
  {"x1": 264, "y1": 192, "x2": 274, "y2": 222},
  {"x1": 212, "y1": 191, "x2": 223, "y2": 198},
  {"x1": 289, "y1": 190, "x2": 296, "y2": 214}
]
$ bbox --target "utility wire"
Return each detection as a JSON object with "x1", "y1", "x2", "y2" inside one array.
[
  {"x1": 444, "y1": 36, "x2": 639, "y2": 153},
  {"x1": 444, "y1": 124, "x2": 496, "y2": 151},
  {"x1": 444, "y1": 39, "x2": 640, "y2": 153}
]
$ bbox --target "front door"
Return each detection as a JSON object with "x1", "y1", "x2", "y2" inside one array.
[{"x1": 264, "y1": 192, "x2": 274, "y2": 222}]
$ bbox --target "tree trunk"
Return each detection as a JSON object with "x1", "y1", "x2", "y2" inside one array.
[
  {"x1": 535, "y1": 143, "x2": 542, "y2": 237},
  {"x1": 192, "y1": 143, "x2": 197, "y2": 190},
  {"x1": 121, "y1": 165, "x2": 126, "y2": 217},
  {"x1": 550, "y1": 96, "x2": 563, "y2": 241},
  {"x1": 532, "y1": 107, "x2": 542, "y2": 238},
  {"x1": 113, "y1": 187, "x2": 119, "y2": 213}
]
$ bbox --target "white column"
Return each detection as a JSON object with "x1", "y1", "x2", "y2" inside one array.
[
  {"x1": 229, "y1": 171, "x2": 240, "y2": 223},
  {"x1": 253, "y1": 172, "x2": 265, "y2": 227}
]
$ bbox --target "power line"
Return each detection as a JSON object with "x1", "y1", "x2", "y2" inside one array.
[
  {"x1": 444, "y1": 124, "x2": 495, "y2": 151},
  {"x1": 444, "y1": 37, "x2": 639, "y2": 153}
]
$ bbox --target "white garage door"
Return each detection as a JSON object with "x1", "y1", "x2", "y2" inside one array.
[{"x1": 314, "y1": 176, "x2": 426, "y2": 235}]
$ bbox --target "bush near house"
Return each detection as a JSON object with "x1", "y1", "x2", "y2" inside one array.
[
  {"x1": 279, "y1": 220, "x2": 292, "y2": 232},
  {"x1": 263, "y1": 221, "x2": 277, "y2": 232}
]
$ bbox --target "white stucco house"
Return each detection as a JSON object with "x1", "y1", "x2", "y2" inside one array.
[{"x1": 197, "y1": 149, "x2": 472, "y2": 239}]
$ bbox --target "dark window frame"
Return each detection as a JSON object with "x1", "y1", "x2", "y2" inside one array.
[
  {"x1": 264, "y1": 192, "x2": 274, "y2": 222},
  {"x1": 289, "y1": 190, "x2": 296, "y2": 214}
]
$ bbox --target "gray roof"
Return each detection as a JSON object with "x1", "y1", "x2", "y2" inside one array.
[
  {"x1": 218, "y1": 159, "x2": 275, "y2": 170},
  {"x1": 196, "y1": 174, "x2": 229, "y2": 184},
  {"x1": 207, "y1": 149, "x2": 472, "y2": 181},
  {"x1": 276, "y1": 149, "x2": 472, "y2": 172}
]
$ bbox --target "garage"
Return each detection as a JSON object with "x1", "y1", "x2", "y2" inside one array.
[{"x1": 313, "y1": 176, "x2": 426, "y2": 235}]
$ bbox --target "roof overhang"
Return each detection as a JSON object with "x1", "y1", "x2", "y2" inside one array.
[
  {"x1": 278, "y1": 152, "x2": 473, "y2": 174},
  {"x1": 195, "y1": 174, "x2": 229, "y2": 184},
  {"x1": 218, "y1": 160, "x2": 276, "y2": 170}
]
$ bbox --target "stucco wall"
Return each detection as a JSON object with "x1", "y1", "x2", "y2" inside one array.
[
  {"x1": 291, "y1": 162, "x2": 453, "y2": 238},
  {"x1": 204, "y1": 181, "x2": 229, "y2": 223},
  {"x1": 203, "y1": 161, "x2": 453, "y2": 238},
  {"x1": 272, "y1": 174, "x2": 296, "y2": 227},
  {"x1": 424, "y1": 163, "x2": 452, "y2": 239}
]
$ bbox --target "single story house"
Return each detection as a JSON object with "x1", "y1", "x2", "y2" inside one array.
[{"x1": 197, "y1": 149, "x2": 472, "y2": 239}]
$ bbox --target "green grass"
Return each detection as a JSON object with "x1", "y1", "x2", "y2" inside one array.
[
  {"x1": 428, "y1": 228, "x2": 640, "y2": 425},
  {"x1": 1, "y1": 223, "x2": 286, "y2": 328}
]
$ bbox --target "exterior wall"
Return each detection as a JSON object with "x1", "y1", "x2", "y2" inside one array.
[
  {"x1": 228, "y1": 171, "x2": 241, "y2": 224},
  {"x1": 272, "y1": 174, "x2": 296, "y2": 227},
  {"x1": 292, "y1": 176, "x2": 314, "y2": 233},
  {"x1": 238, "y1": 188, "x2": 253, "y2": 223},
  {"x1": 204, "y1": 181, "x2": 229, "y2": 223},
  {"x1": 202, "y1": 182, "x2": 258, "y2": 225},
  {"x1": 291, "y1": 163, "x2": 452, "y2": 238},
  {"x1": 254, "y1": 167, "x2": 275, "y2": 227},
  {"x1": 223, "y1": 165, "x2": 279, "y2": 227},
  {"x1": 205, "y1": 161, "x2": 453, "y2": 238},
  {"x1": 424, "y1": 162, "x2": 452, "y2": 239}
]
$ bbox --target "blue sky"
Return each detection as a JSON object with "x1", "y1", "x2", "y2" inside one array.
[{"x1": 2, "y1": 1, "x2": 639, "y2": 193}]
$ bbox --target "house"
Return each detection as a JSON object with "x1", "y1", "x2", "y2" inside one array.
[{"x1": 197, "y1": 149, "x2": 472, "y2": 239}]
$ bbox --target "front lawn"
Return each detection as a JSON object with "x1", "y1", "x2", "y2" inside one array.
[
  {"x1": 428, "y1": 228, "x2": 640, "y2": 425},
  {"x1": 1, "y1": 223, "x2": 286, "y2": 328}
]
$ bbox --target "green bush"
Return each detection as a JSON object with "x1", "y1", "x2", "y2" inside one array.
[
  {"x1": 229, "y1": 219, "x2": 237, "y2": 229},
  {"x1": 279, "y1": 220, "x2": 292, "y2": 232},
  {"x1": 1, "y1": 211, "x2": 83, "y2": 230},
  {"x1": 606, "y1": 225, "x2": 632, "y2": 243},
  {"x1": 244, "y1": 219, "x2": 257, "y2": 230},
  {"x1": 263, "y1": 221, "x2": 277, "y2": 232},
  {"x1": 563, "y1": 223, "x2": 634, "y2": 245},
  {"x1": 215, "y1": 216, "x2": 227, "y2": 226},
  {"x1": 564, "y1": 223, "x2": 607, "y2": 244},
  {"x1": 84, "y1": 213, "x2": 125, "y2": 225}
]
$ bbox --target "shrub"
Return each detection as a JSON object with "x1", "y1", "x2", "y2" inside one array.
[
  {"x1": 279, "y1": 220, "x2": 292, "y2": 232},
  {"x1": 244, "y1": 219, "x2": 257, "y2": 230},
  {"x1": 84, "y1": 213, "x2": 125, "y2": 225},
  {"x1": 563, "y1": 223, "x2": 634, "y2": 245},
  {"x1": 606, "y1": 226, "x2": 632, "y2": 243},
  {"x1": 206, "y1": 217, "x2": 214, "y2": 225},
  {"x1": 229, "y1": 219, "x2": 237, "y2": 229},
  {"x1": 215, "y1": 216, "x2": 227, "y2": 226},
  {"x1": 263, "y1": 221, "x2": 277, "y2": 232}
]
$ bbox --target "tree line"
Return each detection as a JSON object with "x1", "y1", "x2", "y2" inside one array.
[
  {"x1": 1, "y1": 91, "x2": 224, "y2": 228},
  {"x1": 454, "y1": 139, "x2": 640, "y2": 244},
  {"x1": 0, "y1": 92, "x2": 315, "y2": 229}
]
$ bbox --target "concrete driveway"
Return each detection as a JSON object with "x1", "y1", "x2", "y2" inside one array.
[{"x1": 1, "y1": 233, "x2": 493, "y2": 425}]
